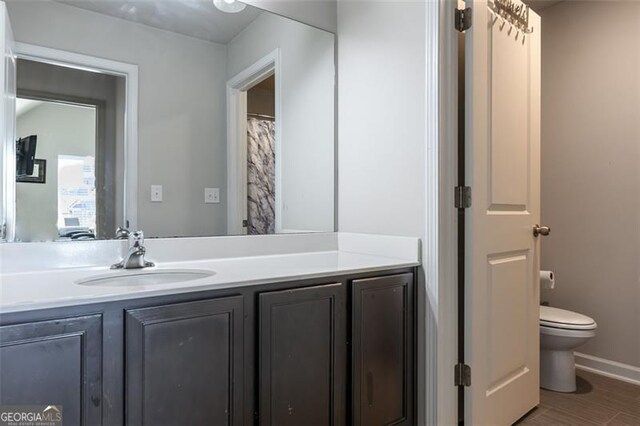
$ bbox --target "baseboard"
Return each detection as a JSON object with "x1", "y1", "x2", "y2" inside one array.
[{"x1": 575, "y1": 352, "x2": 640, "y2": 386}]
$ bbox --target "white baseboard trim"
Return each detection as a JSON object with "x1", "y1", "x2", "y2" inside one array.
[{"x1": 575, "y1": 352, "x2": 640, "y2": 386}]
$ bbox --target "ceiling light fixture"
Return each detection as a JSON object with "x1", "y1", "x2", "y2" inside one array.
[{"x1": 213, "y1": 0, "x2": 246, "y2": 13}]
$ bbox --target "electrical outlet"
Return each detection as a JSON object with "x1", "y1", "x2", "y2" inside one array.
[
  {"x1": 151, "y1": 185, "x2": 163, "y2": 202},
  {"x1": 205, "y1": 188, "x2": 220, "y2": 204}
]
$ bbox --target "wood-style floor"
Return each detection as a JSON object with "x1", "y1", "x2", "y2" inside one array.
[{"x1": 516, "y1": 370, "x2": 640, "y2": 425}]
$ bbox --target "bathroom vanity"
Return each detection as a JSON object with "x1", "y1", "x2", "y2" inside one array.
[
  {"x1": 0, "y1": 0, "x2": 420, "y2": 423},
  {"x1": 0, "y1": 233, "x2": 419, "y2": 426}
]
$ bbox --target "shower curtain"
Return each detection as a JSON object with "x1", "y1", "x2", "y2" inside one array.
[{"x1": 246, "y1": 116, "x2": 275, "y2": 235}]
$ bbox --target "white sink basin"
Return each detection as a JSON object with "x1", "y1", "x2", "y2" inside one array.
[{"x1": 76, "y1": 269, "x2": 216, "y2": 287}]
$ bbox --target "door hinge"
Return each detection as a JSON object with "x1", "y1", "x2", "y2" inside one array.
[
  {"x1": 0, "y1": 222, "x2": 5, "y2": 240},
  {"x1": 455, "y1": 363, "x2": 471, "y2": 387},
  {"x1": 455, "y1": 186, "x2": 472, "y2": 209},
  {"x1": 455, "y1": 7, "x2": 473, "y2": 32}
]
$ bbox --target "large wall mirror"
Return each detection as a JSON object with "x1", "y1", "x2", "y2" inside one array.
[{"x1": 0, "y1": 0, "x2": 335, "y2": 242}]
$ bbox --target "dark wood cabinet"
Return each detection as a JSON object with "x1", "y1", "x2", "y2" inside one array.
[
  {"x1": 352, "y1": 273, "x2": 414, "y2": 426},
  {"x1": 125, "y1": 296, "x2": 244, "y2": 426},
  {"x1": 258, "y1": 283, "x2": 346, "y2": 426},
  {"x1": 0, "y1": 268, "x2": 415, "y2": 426},
  {"x1": 0, "y1": 314, "x2": 103, "y2": 426}
]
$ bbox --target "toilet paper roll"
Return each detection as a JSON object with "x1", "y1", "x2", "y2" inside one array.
[{"x1": 540, "y1": 270, "x2": 555, "y2": 289}]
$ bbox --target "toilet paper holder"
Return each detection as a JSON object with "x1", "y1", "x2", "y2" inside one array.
[{"x1": 540, "y1": 270, "x2": 555, "y2": 289}]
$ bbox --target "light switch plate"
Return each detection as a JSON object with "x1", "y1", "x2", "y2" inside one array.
[
  {"x1": 151, "y1": 185, "x2": 163, "y2": 202},
  {"x1": 205, "y1": 188, "x2": 220, "y2": 204}
]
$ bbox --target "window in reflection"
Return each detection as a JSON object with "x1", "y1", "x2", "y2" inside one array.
[{"x1": 57, "y1": 155, "x2": 96, "y2": 239}]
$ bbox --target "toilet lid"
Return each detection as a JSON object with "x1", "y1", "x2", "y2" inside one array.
[{"x1": 540, "y1": 306, "x2": 597, "y2": 330}]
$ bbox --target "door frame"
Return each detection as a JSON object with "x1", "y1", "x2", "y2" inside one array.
[
  {"x1": 226, "y1": 48, "x2": 282, "y2": 235},
  {"x1": 430, "y1": 0, "x2": 460, "y2": 425},
  {"x1": 11, "y1": 42, "x2": 139, "y2": 231},
  {"x1": 1, "y1": 0, "x2": 15, "y2": 242},
  {"x1": 415, "y1": 0, "x2": 461, "y2": 424}
]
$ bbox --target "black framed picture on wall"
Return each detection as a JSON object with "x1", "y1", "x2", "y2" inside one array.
[{"x1": 17, "y1": 159, "x2": 46, "y2": 184}]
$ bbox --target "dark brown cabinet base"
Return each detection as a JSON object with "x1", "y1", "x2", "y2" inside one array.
[
  {"x1": 0, "y1": 268, "x2": 415, "y2": 426},
  {"x1": 352, "y1": 273, "x2": 414, "y2": 426},
  {"x1": 259, "y1": 283, "x2": 346, "y2": 426},
  {"x1": 125, "y1": 296, "x2": 244, "y2": 426},
  {"x1": 0, "y1": 314, "x2": 103, "y2": 425}
]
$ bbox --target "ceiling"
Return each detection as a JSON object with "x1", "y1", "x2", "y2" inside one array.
[
  {"x1": 16, "y1": 98, "x2": 95, "y2": 117},
  {"x1": 523, "y1": 0, "x2": 564, "y2": 13},
  {"x1": 55, "y1": 0, "x2": 264, "y2": 44},
  {"x1": 253, "y1": 75, "x2": 275, "y2": 91},
  {"x1": 16, "y1": 99, "x2": 43, "y2": 117}
]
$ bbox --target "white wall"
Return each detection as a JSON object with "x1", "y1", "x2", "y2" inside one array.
[
  {"x1": 338, "y1": 2, "x2": 426, "y2": 238},
  {"x1": 243, "y1": 0, "x2": 337, "y2": 33},
  {"x1": 227, "y1": 12, "x2": 335, "y2": 232},
  {"x1": 540, "y1": 1, "x2": 640, "y2": 370},
  {"x1": 15, "y1": 102, "x2": 96, "y2": 241},
  {"x1": 6, "y1": 0, "x2": 229, "y2": 238}
]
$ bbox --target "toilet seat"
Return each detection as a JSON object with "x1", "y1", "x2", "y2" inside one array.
[
  {"x1": 539, "y1": 325, "x2": 596, "y2": 338},
  {"x1": 540, "y1": 306, "x2": 597, "y2": 331}
]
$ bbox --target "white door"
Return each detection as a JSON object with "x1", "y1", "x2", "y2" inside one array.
[
  {"x1": 0, "y1": 0, "x2": 16, "y2": 241},
  {"x1": 464, "y1": 1, "x2": 541, "y2": 424}
]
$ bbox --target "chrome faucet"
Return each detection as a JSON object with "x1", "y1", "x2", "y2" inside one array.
[
  {"x1": 115, "y1": 226, "x2": 130, "y2": 240},
  {"x1": 111, "y1": 230, "x2": 155, "y2": 270}
]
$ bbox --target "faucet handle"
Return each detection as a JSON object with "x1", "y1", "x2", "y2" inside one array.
[
  {"x1": 115, "y1": 226, "x2": 130, "y2": 239},
  {"x1": 129, "y1": 230, "x2": 144, "y2": 247}
]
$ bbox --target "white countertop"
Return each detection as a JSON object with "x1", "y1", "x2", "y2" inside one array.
[{"x1": 0, "y1": 233, "x2": 420, "y2": 314}]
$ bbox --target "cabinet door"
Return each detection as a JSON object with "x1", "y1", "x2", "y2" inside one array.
[
  {"x1": 125, "y1": 296, "x2": 244, "y2": 426},
  {"x1": 352, "y1": 273, "x2": 414, "y2": 426},
  {"x1": 259, "y1": 283, "x2": 346, "y2": 426},
  {"x1": 0, "y1": 314, "x2": 103, "y2": 425}
]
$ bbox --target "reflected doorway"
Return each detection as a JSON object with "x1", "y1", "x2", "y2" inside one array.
[
  {"x1": 13, "y1": 57, "x2": 126, "y2": 241},
  {"x1": 246, "y1": 75, "x2": 276, "y2": 235},
  {"x1": 226, "y1": 48, "x2": 281, "y2": 236},
  {"x1": 15, "y1": 98, "x2": 98, "y2": 241}
]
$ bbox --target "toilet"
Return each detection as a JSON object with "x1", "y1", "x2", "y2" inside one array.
[{"x1": 539, "y1": 306, "x2": 597, "y2": 392}]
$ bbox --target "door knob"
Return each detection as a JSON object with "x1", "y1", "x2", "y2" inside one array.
[{"x1": 533, "y1": 225, "x2": 551, "y2": 237}]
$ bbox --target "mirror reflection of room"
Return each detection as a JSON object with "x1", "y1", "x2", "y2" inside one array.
[
  {"x1": 14, "y1": 59, "x2": 125, "y2": 242},
  {"x1": 2, "y1": 0, "x2": 335, "y2": 242}
]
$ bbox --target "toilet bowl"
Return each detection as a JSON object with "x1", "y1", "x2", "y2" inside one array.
[{"x1": 540, "y1": 306, "x2": 597, "y2": 392}]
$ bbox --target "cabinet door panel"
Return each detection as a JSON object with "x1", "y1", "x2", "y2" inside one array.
[
  {"x1": 125, "y1": 296, "x2": 243, "y2": 426},
  {"x1": 259, "y1": 283, "x2": 346, "y2": 426},
  {"x1": 352, "y1": 273, "x2": 414, "y2": 426},
  {"x1": 0, "y1": 314, "x2": 103, "y2": 426}
]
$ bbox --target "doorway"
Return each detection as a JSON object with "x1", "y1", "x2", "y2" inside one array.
[
  {"x1": 11, "y1": 56, "x2": 126, "y2": 241},
  {"x1": 246, "y1": 75, "x2": 276, "y2": 235},
  {"x1": 516, "y1": 0, "x2": 640, "y2": 423},
  {"x1": 15, "y1": 96, "x2": 98, "y2": 241},
  {"x1": 226, "y1": 49, "x2": 281, "y2": 235},
  {"x1": 456, "y1": 0, "x2": 640, "y2": 424}
]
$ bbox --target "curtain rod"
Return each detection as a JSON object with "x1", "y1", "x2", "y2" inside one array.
[{"x1": 247, "y1": 112, "x2": 275, "y2": 120}]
